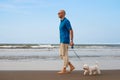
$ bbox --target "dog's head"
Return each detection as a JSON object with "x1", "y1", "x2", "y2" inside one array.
[{"x1": 83, "y1": 64, "x2": 89, "y2": 70}]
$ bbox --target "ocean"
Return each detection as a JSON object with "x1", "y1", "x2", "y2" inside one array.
[{"x1": 0, "y1": 45, "x2": 120, "y2": 70}]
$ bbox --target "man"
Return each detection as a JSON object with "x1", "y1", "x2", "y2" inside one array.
[{"x1": 58, "y1": 10, "x2": 75, "y2": 74}]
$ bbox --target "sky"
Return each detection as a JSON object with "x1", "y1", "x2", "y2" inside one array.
[{"x1": 0, "y1": 0, "x2": 120, "y2": 44}]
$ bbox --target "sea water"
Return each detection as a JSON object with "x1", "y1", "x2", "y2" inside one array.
[{"x1": 0, "y1": 46, "x2": 120, "y2": 70}]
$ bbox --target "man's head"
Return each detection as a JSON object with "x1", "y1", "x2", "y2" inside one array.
[{"x1": 58, "y1": 10, "x2": 66, "y2": 19}]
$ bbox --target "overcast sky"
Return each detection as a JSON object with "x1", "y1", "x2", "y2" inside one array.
[{"x1": 0, "y1": 0, "x2": 120, "y2": 44}]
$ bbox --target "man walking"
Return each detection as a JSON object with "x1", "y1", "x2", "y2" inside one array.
[{"x1": 58, "y1": 10, "x2": 75, "y2": 74}]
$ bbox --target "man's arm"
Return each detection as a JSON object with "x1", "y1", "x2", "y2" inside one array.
[{"x1": 70, "y1": 30, "x2": 74, "y2": 46}]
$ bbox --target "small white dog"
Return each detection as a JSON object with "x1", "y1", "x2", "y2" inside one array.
[{"x1": 83, "y1": 63, "x2": 101, "y2": 76}]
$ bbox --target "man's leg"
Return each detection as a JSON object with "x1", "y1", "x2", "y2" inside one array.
[
  {"x1": 68, "y1": 62, "x2": 75, "y2": 72},
  {"x1": 58, "y1": 44, "x2": 75, "y2": 74},
  {"x1": 63, "y1": 44, "x2": 75, "y2": 72},
  {"x1": 58, "y1": 44, "x2": 68, "y2": 74},
  {"x1": 63, "y1": 44, "x2": 69, "y2": 67}
]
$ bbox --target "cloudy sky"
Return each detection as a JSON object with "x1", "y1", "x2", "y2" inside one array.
[{"x1": 0, "y1": 0, "x2": 120, "y2": 44}]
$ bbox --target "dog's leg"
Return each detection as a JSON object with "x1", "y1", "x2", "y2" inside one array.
[
  {"x1": 89, "y1": 70, "x2": 92, "y2": 75},
  {"x1": 84, "y1": 70, "x2": 88, "y2": 76},
  {"x1": 84, "y1": 71, "x2": 86, "y2": 75},
  {"x1": 93, "y1": 71, "x2": 97, "y2": 75},
  {"x1": 97, "y1": 69, "x2": 101, "y2": 74}
]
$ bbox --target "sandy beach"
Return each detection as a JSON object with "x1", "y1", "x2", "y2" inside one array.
[{"x1": 0, "y1": 70, "x2": 120, "y2": 80}]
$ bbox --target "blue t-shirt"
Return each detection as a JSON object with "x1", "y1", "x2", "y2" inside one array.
[{"x1": 59, "y1": 18, "x2": 72, "y2": 44}]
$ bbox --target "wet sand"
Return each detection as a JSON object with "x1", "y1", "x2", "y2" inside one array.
[{"x1": 0, "y1": 70, "x2": 120, "y2": 80}]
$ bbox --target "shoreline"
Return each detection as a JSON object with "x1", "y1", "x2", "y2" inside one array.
[{"x1": 0, "y1": 60, "x2": 120, "y2": 70}]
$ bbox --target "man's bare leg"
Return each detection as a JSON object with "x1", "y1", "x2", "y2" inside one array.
[{"x1": 69, "y1": 62, "x2": 75, "y2": 72}]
